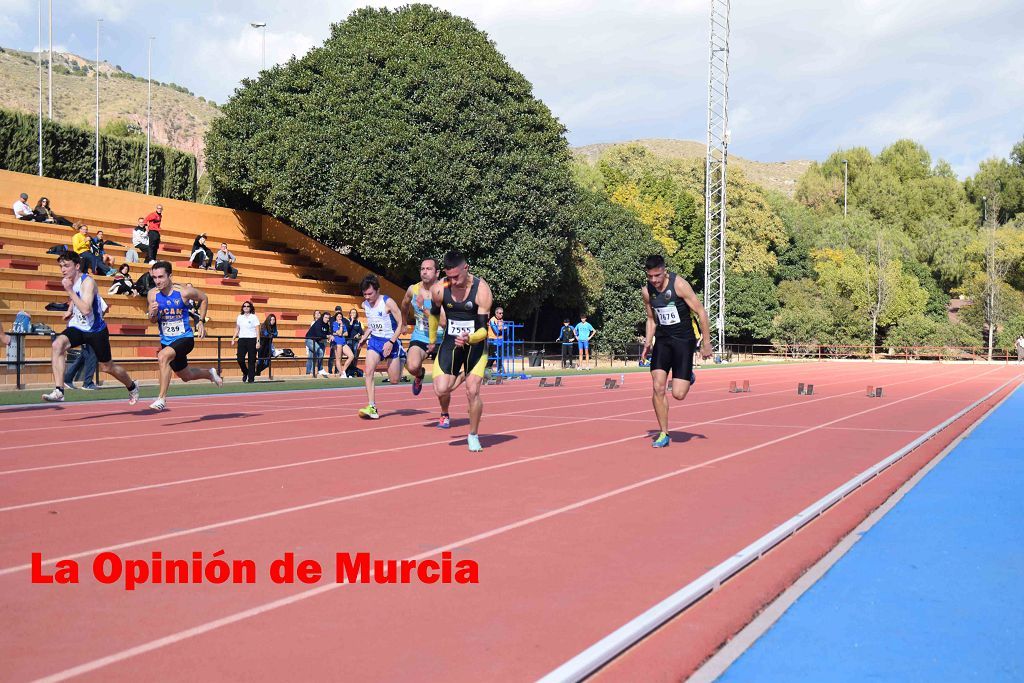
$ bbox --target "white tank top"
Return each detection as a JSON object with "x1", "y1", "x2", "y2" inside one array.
[{"x1": 362, "y1": 295, "x2": 396, "y2": 339}]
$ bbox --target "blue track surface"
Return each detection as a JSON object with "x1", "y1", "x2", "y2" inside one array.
[{"x1": 719, "y1": 384, "x2": 1024, "y2": 682}]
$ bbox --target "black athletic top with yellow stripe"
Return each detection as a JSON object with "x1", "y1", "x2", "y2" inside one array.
[
  {"x1": 442, "y1": 276, "x2": 482, "y2": 337},
  {"x1": 648, "y1": 272, "x2": 696, "y2": 340},
  {"x1": 435, "y1": 276, "x2": 487, "y2": 378}
]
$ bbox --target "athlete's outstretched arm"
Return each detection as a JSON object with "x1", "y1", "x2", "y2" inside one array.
[{"x1": 676, "y1": 278, "x2": 712, "y2": 358}]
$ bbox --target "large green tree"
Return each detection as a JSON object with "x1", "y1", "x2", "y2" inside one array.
[{"x1": 206, "y1": 4, "x2": 575, "y2": 313}]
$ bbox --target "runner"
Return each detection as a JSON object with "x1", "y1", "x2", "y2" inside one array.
[
  {"x1": 400, "y1": 258, "x2": 440, "y2": 396},
  {"x1": 428, "y1": 251, "x2": 493, "y2": 452},
  {"x1": 640, "y1": 254, "x2": 713, "y2": 448},
  {"x1": 147, "y1": 260, "x2": 222, "y2": 411},
  {"x1": 355, "y1": 275, "x2": 405, "y2": 419},
  {"x1": 42, "y1": 251, "x2": 140, "y2": 404}
]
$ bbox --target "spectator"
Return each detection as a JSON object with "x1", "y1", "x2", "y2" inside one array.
[
  {"x1": 574, "y1": 315, "x2": 597, "y2": 367},
  {"x1": 108, "y1": 263, "x2": 139, "y2": 296},
  {"x1": 255, "y1": 314, "x2": 278, "y2": 376},
  {"x1": 305, "y1": 311, "x2": 331, "y2": 377},
  {"x1": 487, "y1": 307, "x2": 505, "y2": 373},
  {"x1": 184, "y1": 282, "x2": 207, "y2": 325},
  {"x1": 214, "y1": 242, "x2": 238, "y2": 279},
  {"x1": 13, "y1": 193, "x2": 35, "y2": 220},
  {"x1": 1016, "y1": 335, "x2": 1024, "y2": 363},
  {"x1": 557, "y1": 318, "x2": 577, "y2": 368},
  {"x1": 90, "y1": 230, "x2": 117, "y2": 270},
  {"x1": 189, "y1": 233, "x2": 213, "y2": 269},
  {"x1": 232, "y1": 301, "x2": 260, "y2": 383},
  {"x1": 64, "y1": 344, "x2": 98, "y2": 390},
  {"x1": 71, "y1": 223, "x2": 102, "y2": 274},
  {"x1": 346, "y1": 308, "x2": 364, "y2": 360},
  {"x1": 331, "y1": 311, "x2": 355, "y2": 377},
  {"x1": 32, "y1": 197, "x2": 73, "y2": 225},
  {"x1": 144, "y1": 204, "x2": 163, "y2": 262},
  {"x1": 128, "y1": 217, "x2": 148, "y2": 264}
]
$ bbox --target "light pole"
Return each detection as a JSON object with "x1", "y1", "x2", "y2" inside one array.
[
  {"x1": 95, "y1": 19, "x2": 102, "y2": 187},
  {"x1": 47, "y1": 0, "x2": 52, "y2": 119},
  {"x1": 36, "y1": 0, "x2": 43, "y2": 175},
  {"x1": 146, "y1": 36, "x2": 154, "y2": 195},
  {"x1": 250, "y1": 22, "x2": 267, "y2": 70},
  {"x1": 982, "y1": 195, "x2": 987, "y2": 223},
  {"x1": 842, "y1": 159, "x2": 848, "y2": 217}
]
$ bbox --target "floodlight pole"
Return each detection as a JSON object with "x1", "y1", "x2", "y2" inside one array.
[{"x1": 704, "y1": 0, "x2": 730, "y2": 359}]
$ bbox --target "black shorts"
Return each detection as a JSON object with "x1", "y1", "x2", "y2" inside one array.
[
  {"x1": 161, "y1": 337, "x2": 195, "y2": 372},
  {"x1": 434, "y1": 338, "x2": 486, "y2": 378},
  {"x1": 60, "y1": 327, "x2": 112, "y2": 363},
  {"x1": 408, "y1": 339, "x2": 438, "y2": 360},
  {"x1": 650, "y1": 336, "x2": 696, "y2": 380}
]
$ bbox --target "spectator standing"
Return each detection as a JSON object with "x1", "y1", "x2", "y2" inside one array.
[
  {"x1": 64, "y1": 344, "x2": 98, "y2": 390},
  {"x1": 331, "y1": 311, "x2": 355, "y2": 377},
  {"x1": 346, "y1": 308, "x2": 364, "y2": 361},
  {"x1": 305, "y1": 311, "x2": 331, "y2": 377},
  {"x1": 33, "y1": 197, "x2": 73, "y2": 225},
  {"x1": 557, "y1": 319, "x2": 577, "y2": 368},
  {"x1": 13, "y1": 193, "x2": 35, "y2": 220},
  {"x1": 144, "y1": 204, "x2": 163, "y2": 262},
  {"x1": 256, "y1": 314, "x2": 278, "y2": 376},
  {"x1": 1016, "y1": 335, "x2": 1024, "y2": 363},
  {"x1": 232, "y1": 301, "x2": 260, "y2": 383},
  {"x1": 190, "y1": 233, "x2": 213, "y2": 269},
  {"x1": 214, "y1": 242, "x2": 238, "y2": 279},
  {"x1": 487, "y1": 307, "x2": 505, "y2": 373},
  {"x1": 574, "y1": 315, "x2": 597, "y2": 367}
]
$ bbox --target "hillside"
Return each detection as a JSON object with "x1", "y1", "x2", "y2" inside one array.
[
  {"x1": 0, "y1": 46, "x2": 220, "y2": 171},
  {"x1": 574, "y1": 138, "x2": 812, "y2": 197}
]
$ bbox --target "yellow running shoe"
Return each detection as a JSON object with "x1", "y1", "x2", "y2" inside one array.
[{"x1": 358, "y1": 405, "x2": 380, "y2": 420}]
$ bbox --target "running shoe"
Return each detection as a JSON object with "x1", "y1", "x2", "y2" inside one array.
[
  {"x1": 652, "y1": 432, "x2": 671, "y2": 448},
  {"x1": 412, "y1": 374, "x2": 423, "y2": 396},
  {"x1": 150, "y1": 398, "x2": 167, "y2": 411},
  {"x1": 127, "y1": 382, "x2": 140, "y2": 406},
  {"x1": 81, "y1": 384, "x2": 97, "y2": 391},
  {"x1": 42, "y1": 388, "x2": 64, "y2": 402},
  {"x1": 210, "y1": 368, "x2": 223, "y2": 387},
  {"x1": 437, "y1": 414, "x2": 451, "y2": 429},
  {"x1": 358, "y1": 405, "x2": 380, "y2": 420},
  {"x1": 318, "y1": 370, "x2": 330, "y2": 378},
  {"x1": 467, "y1": 433, "x2": 483, "y2": 453}
]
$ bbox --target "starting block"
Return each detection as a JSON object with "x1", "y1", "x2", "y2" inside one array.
[
  {"x1": 484, "y1": 376, "x2": 504, "y2": 386},
  {"x1": 729, "y1": 379, "x2": 751, "y2": 393},
  {"x1": 797, "y1": 382, "x2": 815, "y2": 395},
  {"x1": 866, "y1": 385, "x2": 883, "y2": 398},
  {"x1": 603, "y1": 378, "x2": 620, "y2": 389},
  {"x1": 539, "y1": 376, "x2": 563, "y2": 388}
]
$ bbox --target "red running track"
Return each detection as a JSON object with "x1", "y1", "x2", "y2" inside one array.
[{"x1": 1, "y1": 362, "x2": 1020, "y2": 681}]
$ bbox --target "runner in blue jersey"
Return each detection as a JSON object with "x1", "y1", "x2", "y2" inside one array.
[
  {"x1": 400, "y1": 258, "x2": 440, "y2": 397},
  {"x1": 146, "y1": 261, "x2": 222, "y2": 411},
  {"x1": 43, "y1": 251, "x2": 139, "y2": 404},
  {"x1": 355, "y1": 274, "x2": 405, "y2": 420}
]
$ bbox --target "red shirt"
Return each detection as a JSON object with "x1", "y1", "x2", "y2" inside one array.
[{"x1": 145, "y1": 211, "x2": 162, "y2": 232}]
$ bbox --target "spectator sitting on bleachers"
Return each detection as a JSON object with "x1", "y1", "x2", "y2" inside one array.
[
  {"x1": 13, "y1": 193, "x2": 35, "y2": 220},
  {"x1": 32, "y1": 197, "x2": 73, "y2": 226},
  {"x1": 71, "y1": 223, "x2": 102, "y2": 274},
  {"x1": 90, "y1": 230, "x2": 117, "y2": 271},
  {"x1": 190, "y1": 233, "x2": 213, "y2": 269},
  {"x1": 108, "y1": 263, "x2": 139, "y2": 296},
  {"x1": 127, "y1": 217, "x2": 148, "y2": 264},
  {"x1": 214, "y1": 242, "x2": 238, "y2": 279}
]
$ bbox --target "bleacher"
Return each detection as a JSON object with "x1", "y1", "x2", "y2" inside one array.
[{"x1": 0, "y1": 169, "x2": 404, "y2": 388}]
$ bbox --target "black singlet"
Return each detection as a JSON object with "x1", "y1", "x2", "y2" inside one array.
[{"x1": 647, "y1": 272, "x2": 695, "y2": 340}]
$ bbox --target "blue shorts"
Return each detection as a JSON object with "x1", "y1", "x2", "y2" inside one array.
[
  {"x1": 367, "y1": 335, "x2": 401, "y2": 360},
  {"x1": 578, "y1": 340, "x2": 590, "y2": 351}
]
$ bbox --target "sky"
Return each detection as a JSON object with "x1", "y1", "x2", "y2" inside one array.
[{"x1": 2, "y1": 0, "x2": 1021, "y2": 178}]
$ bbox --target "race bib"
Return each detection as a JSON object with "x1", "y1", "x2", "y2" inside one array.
[
  {"x1": 447, "y1": 319, "x2": 475, "y2": 336},
  {"x1": 161, "y1": 319, "x2": 185, "y2": 337},
  {"x1": 655, "y1": 305, "x2": 681, "y2": 326},
  {"x1": 416, "y1": 316, "x2": 429, "y2": 331},
  {"x1": 369, "y1": 319, "x2": 387, "y2": 334},
  {"x1": 70, "y1": 308, "x2": 88, "y2": 327}
]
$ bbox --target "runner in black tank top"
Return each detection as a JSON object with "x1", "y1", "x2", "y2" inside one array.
[
  {"x1": 641, "y1": 255, "x2": 713, "y2": 448},
  {"x1": 428, "y1": 251, "x2": 494, "y2": 453}
]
